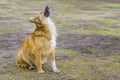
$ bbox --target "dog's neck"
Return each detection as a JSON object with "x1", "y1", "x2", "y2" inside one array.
[
  {"x1": 43, "y1": 17, "x2": 57, "y2": 48},
  {"x1": 33, "y1": 18, "x2": 57, "y2": 39},
  {"x1": 32, "y1": 24, "x2": 51, "y2": 40},
  {"x1": 33, "y1": 17, "x2": 57, "y2": 48},
  {"x1": 43, "y1": 18, "x2": 57, "y2": 36}
]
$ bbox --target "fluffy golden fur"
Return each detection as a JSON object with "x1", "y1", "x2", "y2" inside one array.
[{"x1": 16, "y1": 6, "x2": 60, "y2": 73}]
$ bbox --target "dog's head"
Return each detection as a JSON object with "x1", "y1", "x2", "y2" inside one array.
[{"x1": 29, "y1": 6, "x2": 50, "y2": 25}]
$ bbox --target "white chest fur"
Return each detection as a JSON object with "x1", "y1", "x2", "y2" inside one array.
[{"x1": 43, "y1": 18, "x2": 57, "y2": 48}]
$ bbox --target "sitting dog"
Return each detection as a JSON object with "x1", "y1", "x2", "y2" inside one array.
[{"x1": 16, "y1": 6, "x2": 60, "y2": 73}]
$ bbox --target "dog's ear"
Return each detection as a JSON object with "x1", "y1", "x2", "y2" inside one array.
[
  {"x1": 29, "y1": 17, "x2": 35, "y2": 23},
  {"x1": 44, "y1": 6, "x2": 50, "y2": 17}
]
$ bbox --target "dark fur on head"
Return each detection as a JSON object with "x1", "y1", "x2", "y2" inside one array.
[{"x1": 44, "y1": 6, "x2": 50, "y2": 17}]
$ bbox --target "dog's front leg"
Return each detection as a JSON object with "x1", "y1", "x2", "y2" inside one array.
[
  {"x1": 49, "y1": 50, "x2": 60, "y2": 73},
  {"x1": 35, "y1": 51, "x2": 44, "y2": 74}
]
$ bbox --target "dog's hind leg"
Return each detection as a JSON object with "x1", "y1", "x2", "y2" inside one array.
[
  {"x1": 16, "y1": 58, "x2": 29, "y2": 68},
  {"x1": 25, "y1": 60, "x2": 34, "y2": 70},
  {"x1": 21, "y1": 56, "x2": 35, "y2": 70},
  {"x1": 16, "y1": 54, "x2": 25, "y2": 68},
  {"x1": 16, "y1": 52, "x2": 34, "y2": 69}
]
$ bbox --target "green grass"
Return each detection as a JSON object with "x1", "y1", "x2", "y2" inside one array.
[
  {"x1": 57, "y1": 48, "x2": 79, "y2": 57},
  {"x1": 57, "y1": 3, "x2": 75, "y2": 8},
  {"x1": 61, "y1": 12, "x2": 80, "y2": 18},
  {"x1": 71, "y1": 28, "x2": 120, "y2": 37},
  {"x1": 96, "y1": 18, "x2": 119, "y2": 25},
  {"x1": 82, "y1": 48, "x2": 98, "y2": 54},
  {"x1": 55, "y1": 20, "x2": 68, "y2": 28},
  {"x1": 0, "y1": 52, "x2": 120, "y2": 80},
  {"x1": 100, "y1": 2, "x2": 120, "y2": 8}
]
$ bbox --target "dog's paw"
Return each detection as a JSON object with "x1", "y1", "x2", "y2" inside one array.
[
  {"x1": 53, "y1": 69, "x2": 60, "y2": 73},
  {"x1": 29, "y1": 66, "x2": 34, "y2": 70},
  {"x1": 38, "y1": 70, "x2": 45, "y2": 74}
]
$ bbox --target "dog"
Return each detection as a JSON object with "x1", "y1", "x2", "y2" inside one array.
[{"x1": 16, "y1": 6, "x2": 60, "y2": 73}]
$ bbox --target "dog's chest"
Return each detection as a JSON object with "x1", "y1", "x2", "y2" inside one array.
[
  {"x1": 45, "y1": 18, "x2": 57, "y2": 48},
  {"x1": 49, "y1": 26, "x2": 56, "y2": 48},
  {"x1": 50, "y1": 36, "x2": 56, "y2": 48}
]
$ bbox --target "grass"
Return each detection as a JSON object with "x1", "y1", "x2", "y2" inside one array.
[
  {"x1": 0, "y1": 53, "x2": 120, "y2": 80},
  {"x1": 55, "y1": 20, "x2": 68, "y2": 28},
  {"x1": 71, "y1": 28, "x2": 120, "y2": 37},
  {"x1": 100, "y1": 2, "x2": 120, "y2": 8},
  {"x1": 82, "y1": 48, "x2": 98, "y2": 54},
  {"x1": 96, "y1": 18, "x2": 119, "y2": 25},
  {"x1": 57, "y1": 48, "x2": 79, "y2": 57},
  {"x1": 57, "y1": 3, "x2": 75, "y2": 8}
]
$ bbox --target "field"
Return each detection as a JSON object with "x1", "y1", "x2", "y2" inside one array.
[{"x1": 0, "y1": 0, "x2": 120, "y2": 80}]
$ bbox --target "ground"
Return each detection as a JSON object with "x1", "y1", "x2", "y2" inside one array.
[{"x1": 0, "y1": 0, "x2": 120, "y2": 80}]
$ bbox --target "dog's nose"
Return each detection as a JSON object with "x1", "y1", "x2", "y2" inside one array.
[{"x1": 44, "y1": 6, "x2": 50, "y2": 17}]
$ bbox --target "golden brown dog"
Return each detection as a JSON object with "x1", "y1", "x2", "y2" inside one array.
[{"x1": 16, "y1": 6, "x2": 60, "y2": 73}]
